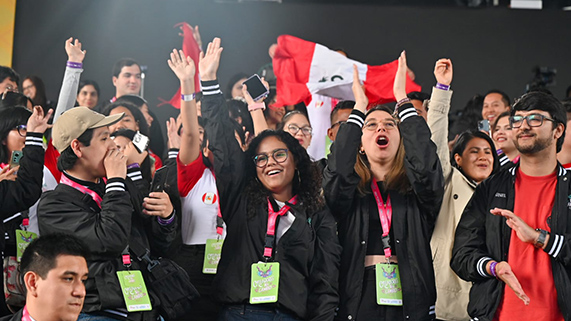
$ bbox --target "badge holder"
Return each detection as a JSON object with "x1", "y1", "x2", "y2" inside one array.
[
  {"x1": 375, "y1": 235, "x2": 403, "y2": 306},
  {"x1": 203, "y1": 215, "x2": 225, "y2": 274},
  {"x1": 16, "y1": 219, "x2": 37, "y2": 262},
  {"x1": 116, "y1": 248, "x2": 152, "y2": 312}
]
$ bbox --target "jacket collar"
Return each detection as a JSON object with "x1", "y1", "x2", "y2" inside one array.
[{"x1": 507, "y1": 162, "x2": 567, "y2": 177}]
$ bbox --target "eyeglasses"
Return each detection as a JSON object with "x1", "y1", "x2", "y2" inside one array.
[
  {"x1": 330, "y1": 120, "x2": 346, "y2": 129},
  {"x1": 287, "y1": 124, "x2": 312, "y2": 136},
  {"x1": 14, "y1": 125, "x2": 27, "y2": 137},
  {"x1": 252, "y1": 148, "x2": 289, "y2": 168},
  {"x1": 363, "y1": 119, "x2": 398, "y2": 131},
  {"x1": 509, "y1": 114, "x2": 557, "y2": 128}
]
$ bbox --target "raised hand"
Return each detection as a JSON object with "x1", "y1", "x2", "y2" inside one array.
[
  {"x1": 199, "y1": 37, "x2": 223, "y2": 81},
  {"x1": 393, "y1": 51, "x2": 408, "y2": 102},
  {"x1": 242, "y1": 77, "x2": 270, "y2": 105},
  {"x1": 65, "y1": 37, "x2": 86, "y2": 63},
  {"x1": 167, "y1": 49, "x2": 195, "y2": 82},
  {"x1": 434, "y1": 58, "x2": 453, "y2": 86},
  {"x1": 166, "y1": 116, "x2": 182, "y2": 149},
  {"x1": 27, "y1": 106, "x2": 53, "y2": 134},
  {"x1": 351, "y1": 64, "x2": 368, "y2": 113}
]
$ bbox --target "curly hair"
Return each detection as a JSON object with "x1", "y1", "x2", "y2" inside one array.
[{"x1": 243, "y1": 130, "x2": 324, "y2": 218}]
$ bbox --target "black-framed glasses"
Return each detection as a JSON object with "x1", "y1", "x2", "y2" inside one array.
[
  {"x1": 363, "y1": 119, "x2": 398, "y2": 131},
  {"x1": 330, "y1": 120, "x2": 346, "y2": 129},
  {"x1": 509, "y1": 114, "x2": 557, "y2": 128},
  {"x1": 14, "y1": 125, "x2": 27, "y2": 137},
  {"x1": 252, "y1": 148, "x2": 289, "y2": 168},
  {"x1": 287, "y1": 124, "x2": 312, "y2": 136}
]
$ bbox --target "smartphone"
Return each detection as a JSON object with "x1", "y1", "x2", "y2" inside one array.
[
  {"x1": 242, "y1": 74, "x2": 269, "y2": 102},
  {"x1": 9, "y1": 150, "x2": 23, "y2": 169},
  {"x1": 478, "y1": 120, "x2": 490, "y2": 134},
  {"x1": 150, "y1": 166, "x2": 170, "y2": 193},
  {"x1": 132, "y1": 131, "x2": 150, "y2": 153}
]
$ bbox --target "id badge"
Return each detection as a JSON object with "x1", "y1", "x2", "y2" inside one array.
[
  {"x1": 15, "y1": 229, "x2": 37, "y2": 262},
  {"x1": 116, "y1": 270, "x2": 152, "y2": 312},
  {"x1": 249, "y1": 262, "x2": 280, "y2": 304},
  {"x1": 375, "y1": 263, "x2": 403, "y2": 306},
  {"x1": 203, "y1": 239, "x2": 223, "y2": 274}
]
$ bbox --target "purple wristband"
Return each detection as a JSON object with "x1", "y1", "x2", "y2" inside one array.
[
  {"x1": 396, "y1": 97, "x2": 411, "y2": 109},
  {"x1": 435, "y1": 83, "x2": 450, "y2": 91},
  {"x1": 157, "y1": 212, "x2": 175, "y2": 225},
  {"x1": 66, "y1": 61, "x2": 83, "y2": 69},
  {"x1": 490, "y1": 261, "x2": 498, "y2": 278},
  {"x1": 127, "y1": 163, "x2": 140, "y2": 170}
]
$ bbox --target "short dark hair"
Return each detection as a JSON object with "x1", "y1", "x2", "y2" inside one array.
[
  {"x1": 0, "y1": 66, "x2": 19, "y2": 87},
  {"x1": 562, "y1": 97, "x2": 571, "y2": 114},
  {"x1": 511, "y1": 91, "x2": 566, "y2": 153},
  {"x1": 78, "y1": 80, "x2": 100, "y2": 97},
  {"x1": 57, "y1": 129, "x2": 94, "y2": 171},
  {"x1": 330, "y1": 100, "x2": 355, "y2": 123},
  {"x1": 102, "y1": 101, "x2": 149, "y2": 136},
  {"x1": 228, "y1": 98, "x2": 253, "y2": 138},
  {"x1": 115, "y1": 94, "x2": 147, "y2": 108},
  {"x1": 451, "y1": 130, "x2": 500, "y2": 177},
  {"x1": 23, "y1": 75, "x2": 48, "y2": 108},
  {"x1": 485, "y1": 89, "x2": 511, "y2": 107},
  {"x1": 21, "y1": 233, "x2": 90, "y2": 279},
  {"x1": 0, "y1": 91, "x2": 32, "y2": 110},
  {"x1": 112, "y1": 58, "x2": 139, "y2": 78},
  {"x1": 0, "y1": 107, "x2": 31, "y2": 163},
  {"x1": 407, "y1": 91, "x2": 430, "y2": 102}
]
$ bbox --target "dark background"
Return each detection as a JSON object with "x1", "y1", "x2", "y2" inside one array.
[{"x1": 12, "y1": 0, "x2": 571, "y2": 126}]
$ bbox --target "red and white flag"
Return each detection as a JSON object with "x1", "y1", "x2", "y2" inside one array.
[{"x1": 273, "y1": 35, "x2": 421, "y2": 107}]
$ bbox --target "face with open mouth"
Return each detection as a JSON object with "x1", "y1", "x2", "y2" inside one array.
[
  {"x1": 255, "y1": 136, "x2": 296, "y2": 199},
  {"x1": 454, "y1": 137, "x2": 494, "y2": 183},
  {"x1": 492, "y1": 116, "x2": 516, "y2": 153},
  {"x1": 361, "y1": 110, "x2": 401, "y2": 165}
]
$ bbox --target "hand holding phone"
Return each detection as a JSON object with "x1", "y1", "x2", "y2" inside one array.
[
  {"x1": 9, "y1": 151, "x2": 23, "y2": 169},
  {"x1": 150, "y1": 166, "x2": 170, "y2": 193},
  {"x1": 243, "y1": 74, "x2": 269, "y2": 102}
]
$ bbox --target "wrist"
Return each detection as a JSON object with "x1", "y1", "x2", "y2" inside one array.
[
  {"x1": 200, "y1": 74, "x2": 216, "y2": 81},
  {"x1": 66, "y1": 61, "x2": 83, "y2": 69},
  {"x1": 354, "y1": 102, "x2": 368, "y2": 113},
  {"x1": 248, "y1": 102, "x2": 266, "y2": 112},
  {"x1": 435, "y1": 82, "x2": 450, "y2": 90},
  {"x1": 180, "y1": 79, "x2": 195, "y2": 87}
]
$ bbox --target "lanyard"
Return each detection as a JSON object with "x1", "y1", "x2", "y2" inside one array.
[
  {"x1": 22, "y1": 306, "x2": 34, "y2": 321},
  {"x1": 60, "y1": 174, "x2": 103, "y2": 208},
  {"x1": 209, "y1": 168, "x2": 224, "y2": 237},
  {"x1": 263, "y1": 195, "x2": 298, "y2": 259},
  {"x1": 371, "y1": 181, "x2": 393, "y2": 258}
]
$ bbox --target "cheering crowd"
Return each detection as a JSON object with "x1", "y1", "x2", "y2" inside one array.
[{"x1": 0, "y1": 27, "x2": 569, "y2": 321}]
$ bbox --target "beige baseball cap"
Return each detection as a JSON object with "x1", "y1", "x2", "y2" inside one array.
[{"x1": 52, "y1": 107, "x2": 124, "y2": 152}]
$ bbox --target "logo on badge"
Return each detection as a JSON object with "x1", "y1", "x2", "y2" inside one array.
[
  {"x1": 202, "y1": 192, "x2": 217, "y2": 205},
  {"x1": 257, "y1": 265, "x2": 273, "y2": 278}
]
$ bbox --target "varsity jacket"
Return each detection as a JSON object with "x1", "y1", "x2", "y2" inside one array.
[
  {"x1": 323, "y1": 106, "x2": 444, "y2": 321},
  {"x1": 201, "y1": 79, "x2": 342, "y2": 321},
  {"x1": 451, "y1": 163, "x2": 571, "y2": 321}
]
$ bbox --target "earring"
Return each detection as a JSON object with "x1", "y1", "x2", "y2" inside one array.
[{"x1": 359, "y1": 149, "x2": 365, "y2": 155}]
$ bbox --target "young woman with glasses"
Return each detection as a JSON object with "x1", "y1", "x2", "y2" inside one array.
[
  {"x1": 198, "y1": 37, "x2": 341, "y2": 321},
  {"x1": 277, "y1": 110, "x2": 313, "y2": 150},
  {"x1": 323, "y1": 52, "x2": 444, "y2": 321}
]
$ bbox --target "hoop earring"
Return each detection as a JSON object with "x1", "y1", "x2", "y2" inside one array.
[{"x1": 359, "y1": 149, "x2": 365, "y2": 155}]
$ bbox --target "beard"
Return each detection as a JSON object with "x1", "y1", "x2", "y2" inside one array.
[{"x1": 514, "y1": 131, "x2": 553, "y2": 155}]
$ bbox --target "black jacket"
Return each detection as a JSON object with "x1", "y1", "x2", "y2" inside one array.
[
  {"x1": 451, "y1": 163, "x2": 571, "y2": 321},
  {"x1": 38, "y1": 170, "x2": 177, "y2": 320},
  {"x1": 0, "y1": 133, "x2": 45, "y2": 253},
  {"x1": 0, "y1": 308, "x2": 21, "y2": 321},
  {"x1": 201, "y1": 80, "x2": 342, "y2": 321},
  {"x1": 323, "y1": 107, "x2": 444, "y2": 321}
]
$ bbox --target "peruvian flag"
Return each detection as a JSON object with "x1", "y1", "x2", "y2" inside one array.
[
  {"x1": 158, "y1": 23, "x2": 202, "y2": 109},
  {"x1": 273, "y1": 35, "x2": 421, "y2": 107}
]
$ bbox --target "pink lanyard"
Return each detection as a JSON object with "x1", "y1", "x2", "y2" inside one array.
[
  {"x1": 22, "y1": 306, "x2": 33, "y2": 321},
  {"x1": 371, "y1": 181, "x2": 393, "y2": 258},
  {"x1": 263, "y1": 195, "x2": 298, "y2": 258},
  {"x1": 60, "y1": 174, "x2": 103, "y2": 208},
  {"x1": 209, "y1": 169, "x2": 224, "y2": 237}
]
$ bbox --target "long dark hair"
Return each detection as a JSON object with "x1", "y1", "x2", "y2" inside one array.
[
  {"x1": 102, "y1": 101, "x2": 149, "y2": 136},
  {"x1": 243, "y1": 130, "x2": 323, "y2": 218},
  {"x1": 0, "y1": 107, "x2": 32, "y2": 163},
  {"x1": 23, "y1": 75, "x2": 48, "y2": 109},
  {"x1": 451, "y1": 130, "x2": 500, "y2": 181}
]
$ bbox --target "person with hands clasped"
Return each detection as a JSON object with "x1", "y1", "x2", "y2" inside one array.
[
  {"x1": 427, "y1": 59, "x2": 499, "y2": 321},
  {"x1": 323, "y1": 52, "x2": 444, "y2": 321},
  {"x1": 38, "y1": 106, "x2": 176, "y2": 321},
  {"x1": 451, "y1": 91, "x2": 571, "y2": 321},
  {"x1": 199, "y1": 37, "x2": 341, "y2": 321}
]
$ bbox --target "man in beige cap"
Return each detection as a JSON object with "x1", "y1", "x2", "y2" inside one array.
[{"x1": 38, "y1": 107, "x2": 177, "y2": 320}]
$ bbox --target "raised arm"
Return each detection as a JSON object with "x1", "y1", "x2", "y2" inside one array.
[
  {"x1": 394, "y1": 52, "x2": 444, "y2": 218},
  {"x1": 54, "y1": 37, "x2": 85, "y2": 122},
  {"x1": 242, "y1": 78, "x2": 270, "y2": 136},
  {"x1": 167, "y1": 49, "x2": 199, "y2": 165},
  {"x1": 322, "y1": 65, "x2": 367, "y2": 220},
  {"x1": 427, "y1": 59, "x2": 454, "y2": 179}
]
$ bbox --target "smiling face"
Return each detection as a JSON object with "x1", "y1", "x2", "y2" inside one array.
[
  {"x1": 454, "y1": 137, "x2": 494, "y2": 183},
  {"x1": 361, "y1": 110, "x2": 400, "y2": 166},
  {"x1": 254, "y1": 136, "x2": 295, "y2": 200},
  {"x1": 112, "y1": 65, "x2": 141, "y2": 97},
  {"x1": 30, "y1": 254, "x2": 88, "y2": 321},
  {"x1": 512, "y1": 109, "x2": 563, "y2": 155},
  {"x1": 492, "y1": 115, "x2": 516, "y2": 153},
  {"x1": 283, "y1": 113, "x2": 312, "y2": 149},
  {"x1": 482, "y1": 93, "x2": 510, "y2": 124}
]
